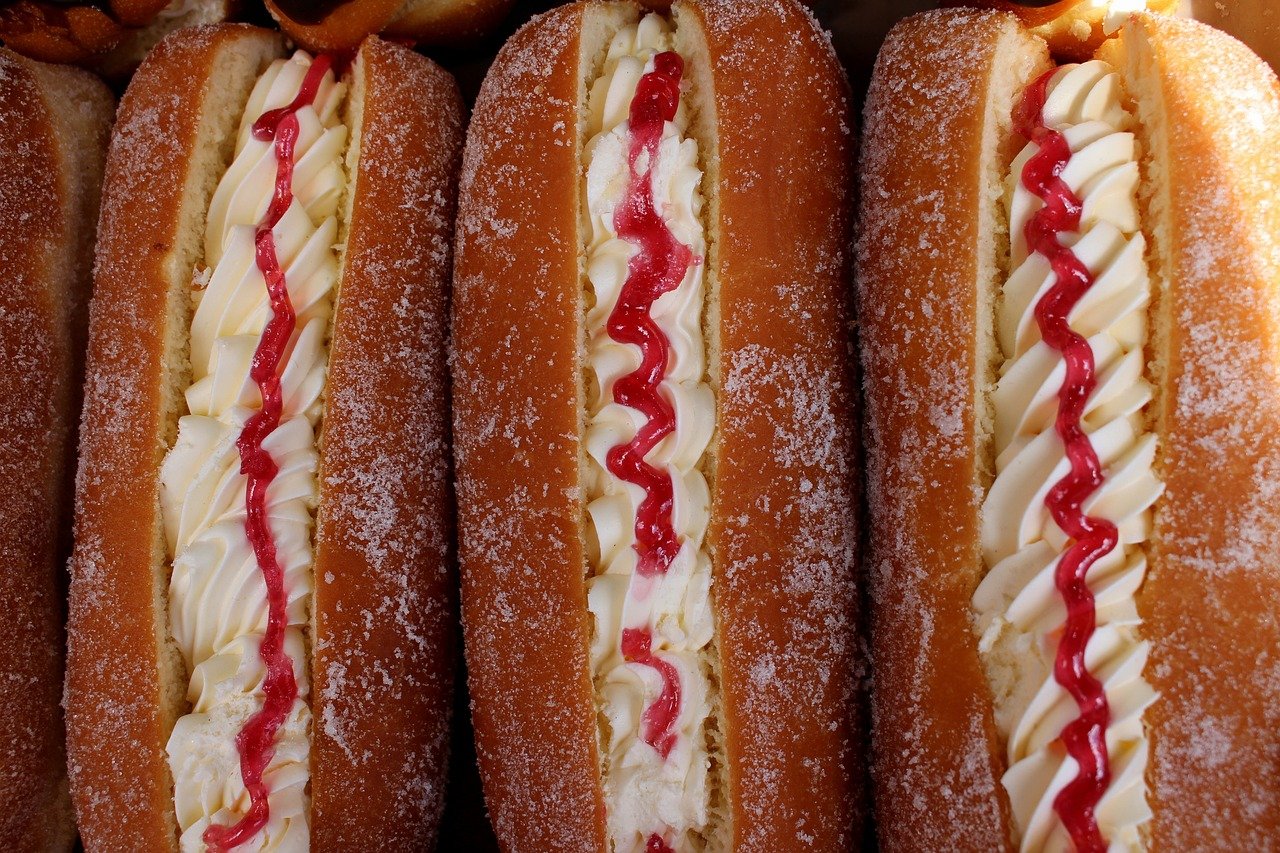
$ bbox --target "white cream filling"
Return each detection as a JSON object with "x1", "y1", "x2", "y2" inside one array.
[
  {"x1": 159, "y1": 51, "x2": 347, "y2": 853},
  {"x1": 582, "y1": 14, "x2": 716, "y2": 853},
  {"x1": 974, "y1": 60, "x2": 1160, "y2": 853}
]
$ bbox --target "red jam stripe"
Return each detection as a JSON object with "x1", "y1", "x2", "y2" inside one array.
[
  {"x1": 202, "y1": 54, "x2": 332, "y2": 852},
  {"x1": 607, "y1": 49, "x2": 691, "y2": 582},
  {"x1": 604, "y1": 47, "x2": 693, "y2": 768},
  {"x1": 646, "y1": 832, "x2": 676, "y2": 853},
  {"x1": 1014, "y1": 69, "x2": 1118, "y2": 853},
  {"x1": 621, "y1": 628, "x2": 681, "y2": 759}
]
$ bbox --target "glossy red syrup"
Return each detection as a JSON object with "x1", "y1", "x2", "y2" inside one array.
[
  {"x1": 621, "y1": 628, "x2": 681, "y2": 759},
  {"x1": 605, "y1": 50, "x2": 692, "y2": 763},
  {"x1": 202, "y1": 54, "x2": 332, "y2": 853},
  {"x1": 607, "y1": 50, "x2": 691, "y2": 580},
  {"x1": 1014, "y1": 69, "x2": 1117, "y2": 853},
  {"x1": 646, "y1": 832, "x2": 676, "y2": 853}
]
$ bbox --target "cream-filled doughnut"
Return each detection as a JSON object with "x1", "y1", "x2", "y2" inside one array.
[
  {"x1": 453, "y1": 1, "x2": 864, "y2": 850},
  {"x1": 66, "y1": 24, "x2": 463, "y2": 852},
  {"x1": 860, "y1": 8, "x2": 1280, "y2": 850}
]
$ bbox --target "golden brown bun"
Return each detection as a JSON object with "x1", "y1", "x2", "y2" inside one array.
[
  {"x1": 673, "y1": 0, "x2": 864, "y2": 847},
  {"x1": 310, "y1": 36, "x2": 464, "y2": 849},
  {"x1": 858, "y1": 7, "x2": 1280, "y2": 849},
  {"x1": 1112, "y1": 14, "x2": 1280, "y2": 845},
  {"x1": 0, "y1": 0, "x2": 232, "y2": 68},
  {"x1": 1186, "y1": 0, "x2": 1280, "y2": 72},
  {"x1": 67, "y1": 26, "x2": 284, "y2": 851},
  {"x1": 67, "y1": 24, "x2": 461, "y2": 850},
  {"x1": 265, "y1": 0, "x2": 514, "y2": 52},
  {"x1": 453, "y1": 0, "x2": 862, "y2": 848},
  {"x1": 453, "y1": 3, "x2": 609, "y2": 847},
  {"x1": 857, "y1": 10, "x2": 1044, "y2": 849},
  {"x1": 0, "y1": 49, "x2": 112, "y2": 853}
]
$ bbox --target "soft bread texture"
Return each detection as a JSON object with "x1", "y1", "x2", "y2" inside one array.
[
  {"x1": 671, "y1": 1, "x2": 863, "y2": 848},
  {"x1": 453, "y1": 0, "x2": 861, "y2": 849},
  {"x1": 265, "y1": 0, "x2": 514, "y2": 52},
  {"x1": 67, "y1": 25, "x2": 281, "y2": 851},
  {"x1": 1107, "y1": 14, "x2": 1280, "y2": 845},
  {"x1": 859, "y1": 7, "x2": 1280, "y2": 849},
  {"x1": 453, "y1": 4, "x2": 615, "y2": 847},
  {"x1": 67, "y1": 23, "x2": 461, "y2": 850},
  {"x1": 857, "y1": 9, "x2": 1047, "y2": 850},
  {"x1": 99, "y1": 1, "x2": 236, "y2": 80},
  {"x1": 310, "y1": 36, "x2": 464, "y2": 849},
  {"x1": 0, "y1": 49, "x2": 112, "y2": 852}
]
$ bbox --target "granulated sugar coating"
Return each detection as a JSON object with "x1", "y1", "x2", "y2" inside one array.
[
  {"x1": 1124, "y1": 14, "x2": 1280, "y2": 847},
  {"x1": 0, "y1": 48, "x2": 109, "y2": 850},
  {"x1": 684, "y1": 0, "x2": 865, "y2": 849},
  {"x1": 308, "y1": 40, "x2": 464, "y2": 849},
  {"x1": 65, "y1": 27, "x2": 268, "y2": 851},
  {"x1": 454, "y1": 0, "x2": 864, "y2": 849},
  {"x1": 451, "y1": 4, "x2": 607, "y2": 851},
  {"x1": 856, "y1": 9, "x2": 1040, "y2": 851}
]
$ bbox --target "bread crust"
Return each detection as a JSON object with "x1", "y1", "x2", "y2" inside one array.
[
  {"x1": 265, "y1": 0, "x2": 514, "y2": 52},
  {"x1": 673, "y1": 1, "x2": 863, "y2": 848},
  {"x1": 69, "y1": 23, "x2": 460, "y2": 851},
  {"x1": 859, "y1": 8, "x2": 1280, "y2": 849},
  {"x1": 0, "y1": 49, "x2": 111, "y2": 853},
  {"x1": 67, "y1": 25, "x2": 282, "y2": 852},
  {"x1": 309, "y1": 36, "x2": 464, "y2": 849},
  {"x1": 451, "y1": 4, "x2": 608, "y2": 849},
  {"x1": 455, "y1": 0, "x2": 861, "y2": 848},
  {"x1": 1118, "y1": 13, "x2": 1280, "y2": 845},
  {"x1": 857, "y1": 10, "x2": 1048, "y2": 850}
]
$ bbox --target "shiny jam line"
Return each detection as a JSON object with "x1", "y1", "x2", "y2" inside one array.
[
  {"x1": 202, "y1": 54, "x2": 332, "y2": 853},
  {"x1": 646, "y1": 832, "x2": 676, "y2": 853},
  {"x1": 1014, "y1": 69, "x2": 1117, "y2": 853},
  {"x1": 606, "y1": 47, "x2": 693, "y2": 768}
]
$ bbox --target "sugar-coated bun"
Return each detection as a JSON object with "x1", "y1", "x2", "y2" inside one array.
[
  {"x1": 65, "y1": 24, "x2": 462, "y2": 851},
  {"x1": 859, "y1": 7, "x2": 1280, "y2": 850},
  {"x1": 453, "y1": 0, "x2": 864, "y2": 849},
  {"x1": 0, "y1": 47, "x2": 112, "y2": 853}
]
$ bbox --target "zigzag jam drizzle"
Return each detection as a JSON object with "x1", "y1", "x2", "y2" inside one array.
[
  {"x1": 1014, "y1": 69, "x2": 1116, "y2": 852},
  {"x1": 608, "y1": 50, "x2": 690, "y2": 853},
  {"x1": 202, "y1": 54, "x2": 332, "y2": 852}
]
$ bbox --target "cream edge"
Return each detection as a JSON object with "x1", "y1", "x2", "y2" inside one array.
[
  {"x1": 158, "y1": 50, "x2": 347, "y2": 853},
  {"x1": 581, "y1": 13, "x2": 718, "y2": 853},
  {"x1": 972, "y1": 59, "x2": 1160, "y2": 853}
]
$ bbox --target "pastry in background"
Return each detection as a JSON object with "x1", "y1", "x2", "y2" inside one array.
[
  {"x1": 0, "y1": 0, "x2": 234, "y2": 76},
  {"x1": 0, "y1": 47, "x2": 113, "y2": 851},
  {"x1": 265, "y1": 0, "x2": 515, "y2": 52}
]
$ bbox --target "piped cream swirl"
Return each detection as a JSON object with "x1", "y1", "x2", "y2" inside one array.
[
  {"x1": 582, "y1": 14, "x2": 716, "y2": 853},
  {"x1": 159, "y1": 51, "x2": 346, "y2": 853},
  {"x1": 974, "y1": 60, "x2": 1160, "y2": 853}
]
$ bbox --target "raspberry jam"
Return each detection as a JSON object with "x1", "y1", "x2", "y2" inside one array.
[
  {"x1": 603, "y1": 49, "x2": 692, "y2": 766},
  {"x1": 1014, "y1": 68, "x2": 1117, "y2": 853},
  {"x1": 646, "y1": 832, "x2": 676, "y2": 853},
  {"x1": 606, "y1": 50, "x2": 691, "y2": 582},
  {"x1": 621, "y1": 628, "x2": 681, "y2": 759},
  {"x1": 202, "y1": 54, "x2": 332, "y2": 852}
]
